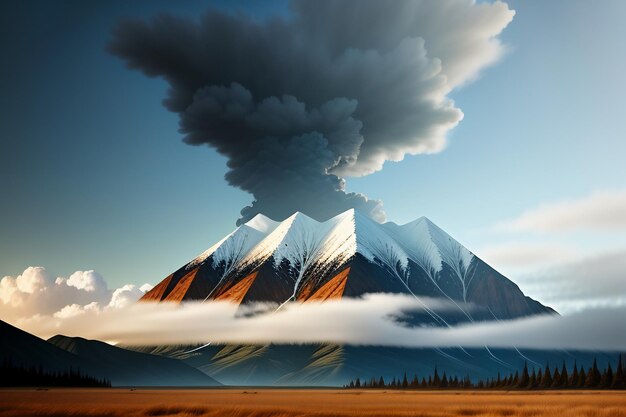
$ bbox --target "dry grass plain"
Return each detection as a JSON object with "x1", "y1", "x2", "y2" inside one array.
[{"x1": 0, "y1": 389, "x2": 624, "y2": 417}]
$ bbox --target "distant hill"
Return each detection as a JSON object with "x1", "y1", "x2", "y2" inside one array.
[
  {"x1": 0, "y1": 319, "x2": 82, "y2": 372},
  {"x1": 128, "y1": 343, "x2": 619, "y2": 387},
  {"x1": 0, "y1": 320, "x2": 220, "y2": 387}
]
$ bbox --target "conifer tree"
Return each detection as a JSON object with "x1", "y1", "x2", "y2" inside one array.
[
  {"x1": 529, "y1": 368, "x2": 537, "y2": 389},
  {"x1": 601, "y1": 364, "x2": 613, "y2": 388},
  {"x1": 551, "y1": 366, "x2": 561, "y2": 389},
  {"x1": 344, "y1": 357, "x2": 626, "y2": 393},
  {"x1": 518, "y1": 362, "x2": 530, "y2": 388},
  {"x1": 433, "y1": 367, "x2": 441, "y2": 387},
  {"x1": 541, "y1": 363, "x2": 553, "y2": 388},
  {"x1": 578, "y1": 366, "x2": 586, "y2": 388},
  {"x1": 535, "y1": 369, "x2": 542, "y2": 389},
  {"x1": 441, "y1": 372, "x2": 449, "y2": 388},
  {"x1": 586, "y1": 359, "x2": 601, "y2": 388},
  {"x1": 613, "y1": 354, "x2": 624, "y2": 389},
  {"x1": 506, "y1": 373, "x2": 513, "y2": 387},
  {"x1": 570, "y1": 362, "x2": 579, "y2": 387},
  {"x1": 559, "y1": 361, "x2": 569, "y2": 388}
]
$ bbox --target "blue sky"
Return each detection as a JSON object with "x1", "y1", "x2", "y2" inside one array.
[{"x1": 1, "y1": 0, "x2": 625, "y2": 311}]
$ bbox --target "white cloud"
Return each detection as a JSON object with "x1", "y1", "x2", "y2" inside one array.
[
  {"x1": 84, "y1": 301, "x2": 101, "y2": 312},
  {"x1": 476, "y1": 242, "x2": 580, "y2": 270},
  {"x1": 496, "y1": 189, "x2": 626, "y2": 233},
  {"x1": 483, "y1": 190, "x2": 626, "y2": 311},
  {"x1": 15, "y1": 266, "x2": 52, "y2": 294},
  {"x1": 53, "y1": 304, "x2": 87, "y2": 319},
  {"x1": 0, "y1": 267, "x2": 53, "y2": 307},
  {"x1": 518, "y1": 249, "x2": 626, "y2": 313},
  {"x1": 0, "y1": 266, "x2": 152, "y2": 322},
  {"x1": 0, "y1": 276, "x2": 21, "y2": 306},
  {"x1": 65, "y1": 270, "x2": 107, "y2": 293},
  {"x1": 12, "y1": 294, "x2": 626, "y2": 351},
  {"x1": 108, "y1": 284, "x2": 145, "y2": 309}
]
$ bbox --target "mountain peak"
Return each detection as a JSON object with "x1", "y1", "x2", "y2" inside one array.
[
  {"x1": 142, "y1": 209, "x2": 553, "y2": 320},
  {"x1": 244, "y1": 213, "x2": 279, "y2": 233}
]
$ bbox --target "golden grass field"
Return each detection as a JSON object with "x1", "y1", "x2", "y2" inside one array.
[{"x1": 0, "y1": 389, "x2": 625, "y2": 417}]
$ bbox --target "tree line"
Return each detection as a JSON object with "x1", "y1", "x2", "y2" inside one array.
[
  {"x1": 345, "y1": 355, "x2": 625, "y2": 390},
  {"x1": 0, "y1": 359, "x2": 111, "y2": 387}
]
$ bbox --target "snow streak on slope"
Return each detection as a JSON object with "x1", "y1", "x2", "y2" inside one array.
[
  {"x1": 252, "y1": 210, "x2": 358, "y2": 303},
  {"x1": 423, "y1": 218, "x2": 476, "y2": 301},
  {"x1": 266, "y1": 210, "x2": 413, "y2": 301},
  {"x1": 383, "y1": 218, "x2": 442, "y2": 281},
  {"x1": 384, "y1": 217, "x2": 476, "y2": 301},
  {"x1": 310, "y1": 210, "x2": 358, "y2": 273},
  {"x1": 354, "y1": 212, "x2": 410, "y2": 283},
  {"x1": 234, "y1": 213, "x2": 300, "y2": 272},
  {"x1": 271, "y1": 212, "x2": 338, "y2": 301},
  {"x1": 187, "y1": 214, "x2": 279, "y2": 270},
  {"x1": 275, "y1": 210, "x2": 359, "y2": 299},
  {"x1": 183, "y1": 209, "x2": 478, "y2": 308}
]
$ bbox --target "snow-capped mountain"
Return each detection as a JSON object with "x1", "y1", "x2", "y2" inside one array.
[{"x1": 142, "y1": 209, "x2": 553, "y2": 320}]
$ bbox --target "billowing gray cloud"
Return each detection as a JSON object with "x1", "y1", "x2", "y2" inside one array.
[{"x1": 108, "y1": 0, "x2": 514, "y2": 224}]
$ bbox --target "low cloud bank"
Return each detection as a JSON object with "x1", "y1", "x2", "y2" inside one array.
[{"x1": 10, "y1": 293, "x2": 626, "y2": 351}]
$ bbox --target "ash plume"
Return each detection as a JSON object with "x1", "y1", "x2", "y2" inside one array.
[{"x1": 108, "y1": 0, "x2": 514, "y2": 225}]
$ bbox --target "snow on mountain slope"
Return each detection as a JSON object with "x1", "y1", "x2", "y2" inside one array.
[
  {"x1": 231, "y1": 210, "x2": 358, "y2": 300},
  {"x1": 232, "y1": 209, "x2": 413, "y2": 295},
  {"x1": 382, "y1": 217, "x2": 442, "y2": 280},
  {"x1": 353, "y1": 211, "x2": 410, "y2": 282},
  {"x1": 242, "y1": 212, "x2": 340, "y2": 300},
  {"x1": 141, "y1": 209, "x2": 553, "y2": 320},
  {"x1": 422, "y1": 218, "x2": 475, "y2": 301},
  {"x1": 184, "y1": 209, "x2": 474, "y2": 291},
  {"x1": 187, "y1": 214, "x2": 279, "y2": 271},
  {"x1": 383, "y1": 217, "x2": 476, "y2": 301},
  {"x1": 180, "y1": 210, "x2": 467, "y2": 293}
]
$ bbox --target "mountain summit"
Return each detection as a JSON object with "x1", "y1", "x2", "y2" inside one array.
[{"x1": 142, "y1": 209, "x2": 553, "y2": 320}]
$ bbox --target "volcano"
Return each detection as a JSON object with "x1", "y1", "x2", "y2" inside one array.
[{"x1": 142, "y1": 209, "x2": 553, "y2": 321}]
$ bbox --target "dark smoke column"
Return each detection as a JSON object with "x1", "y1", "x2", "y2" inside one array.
[{"x1": 108, "y1": 0, "x2": 514, "y2": 224}]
